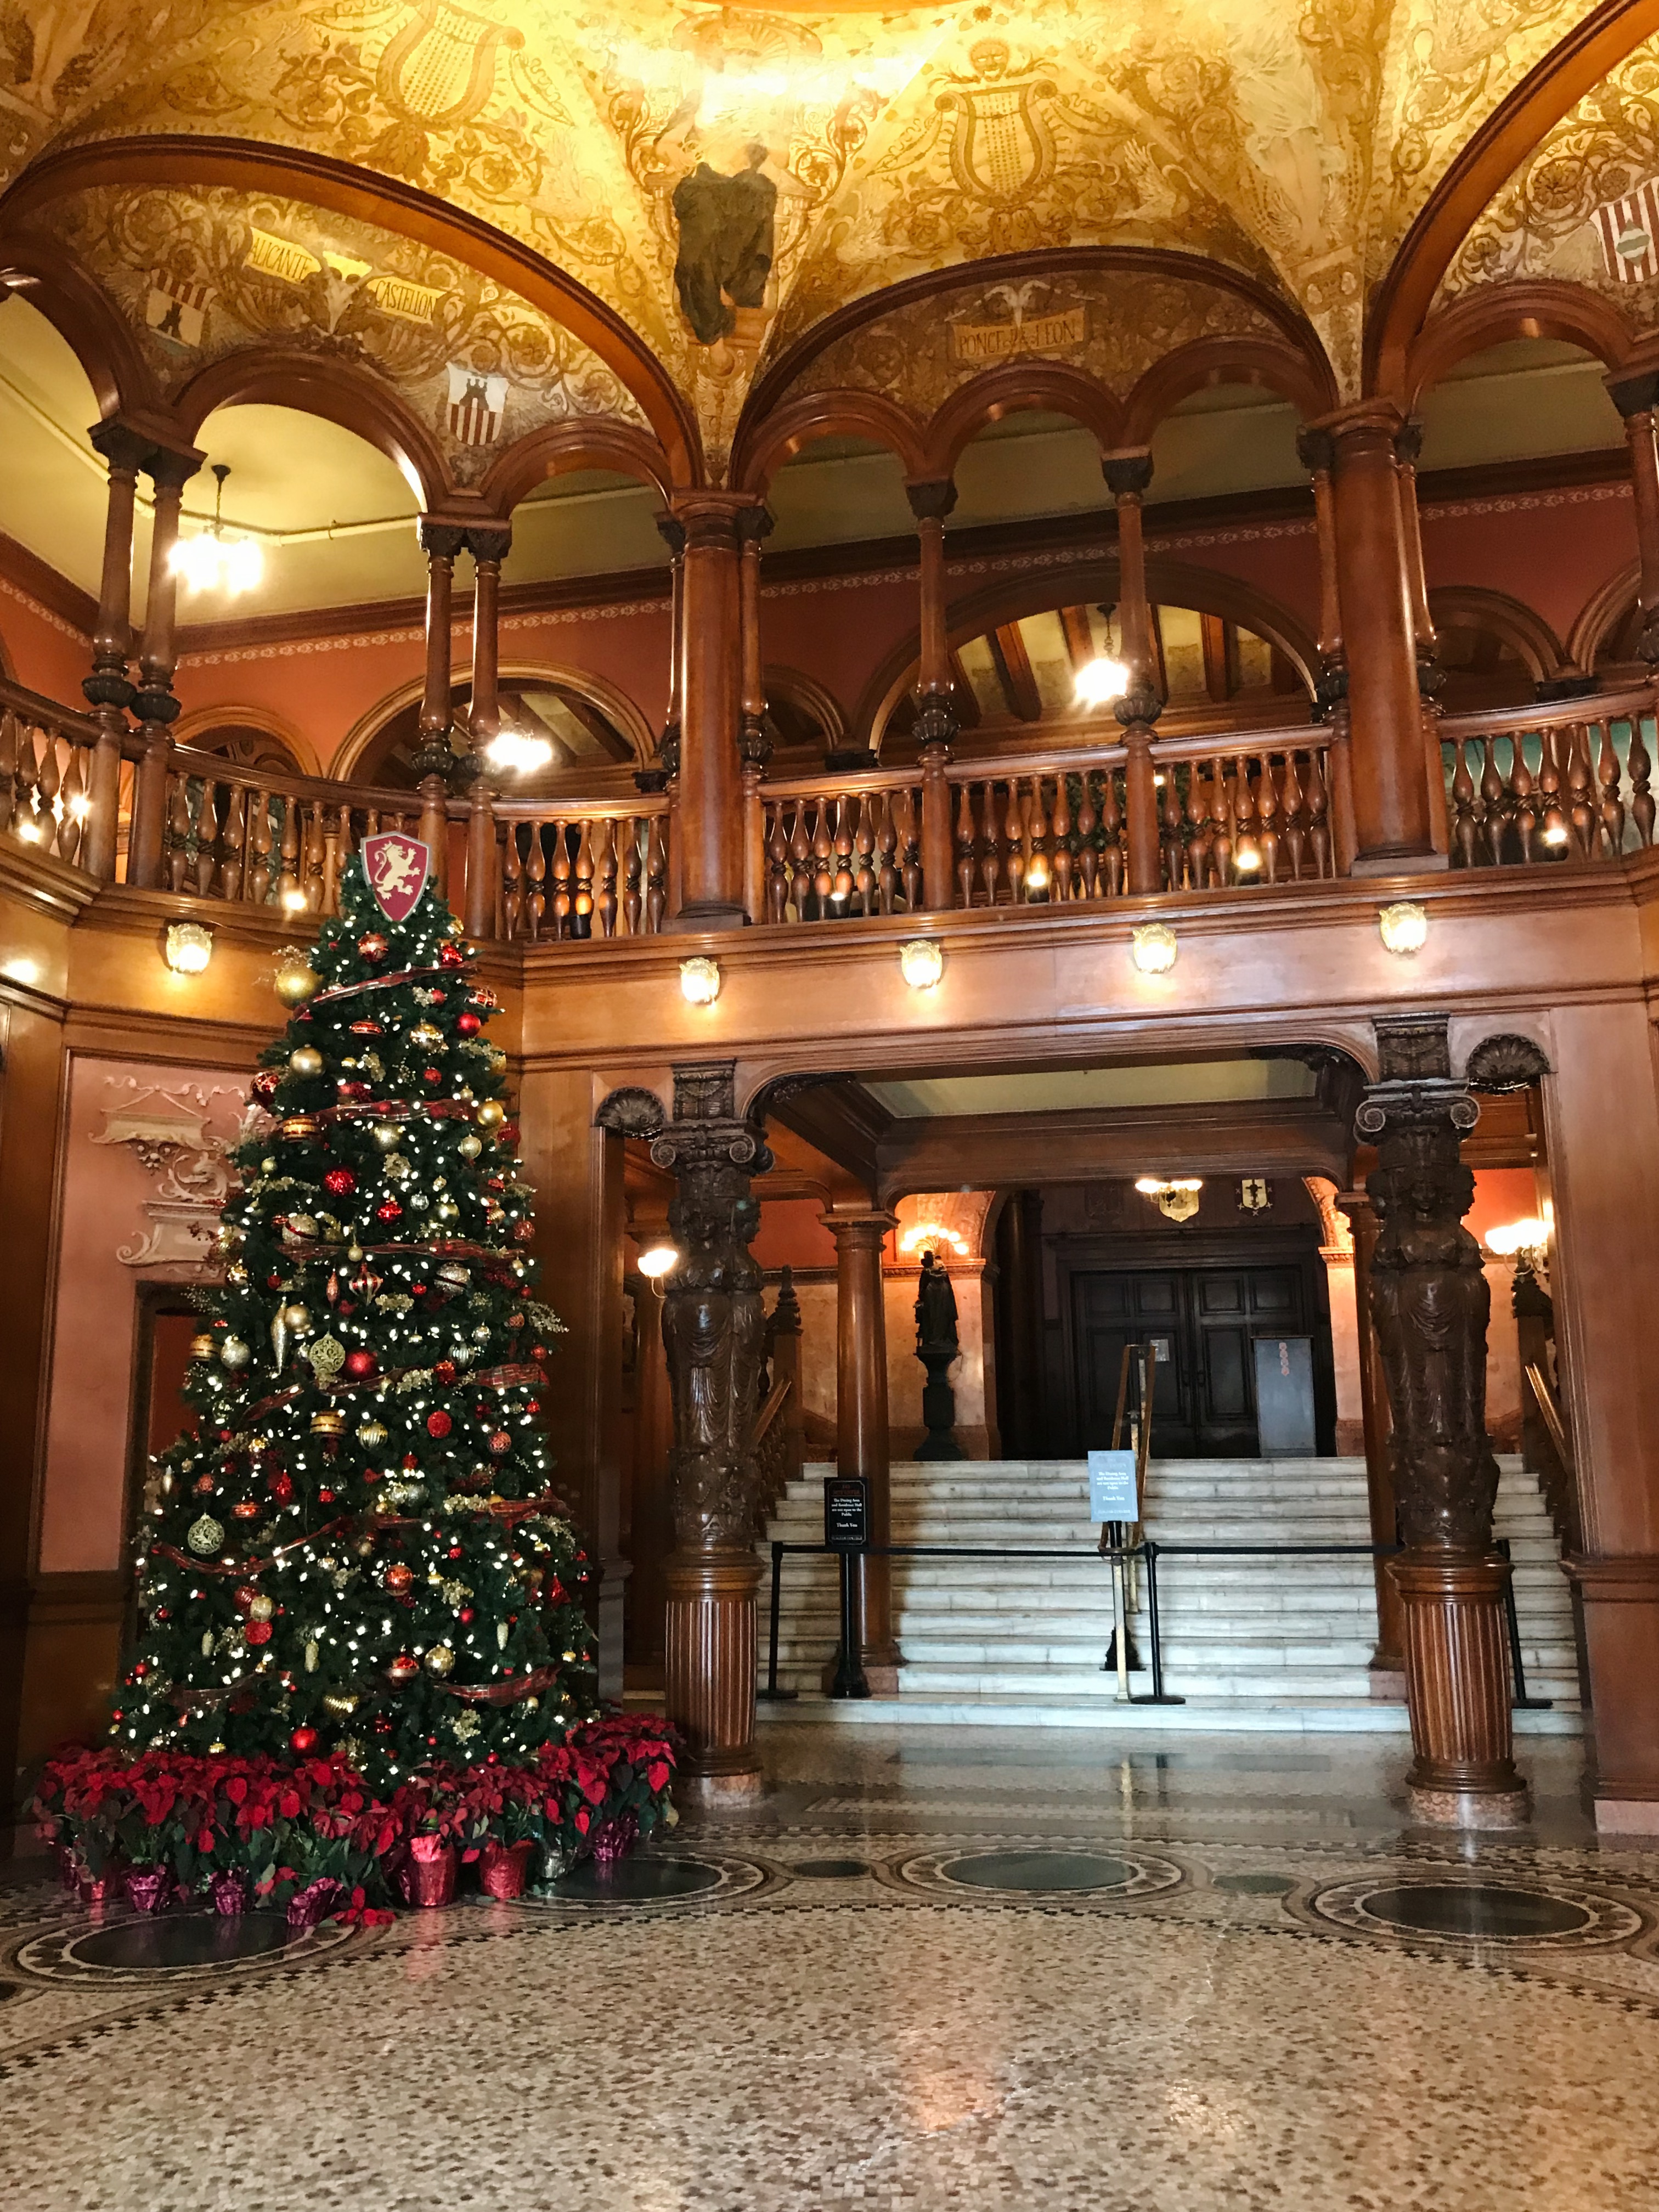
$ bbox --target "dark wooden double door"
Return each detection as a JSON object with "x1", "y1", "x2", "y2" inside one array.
[{"x1": 1072, "y1": 1263, "x2": 1311, "y2": 1458}]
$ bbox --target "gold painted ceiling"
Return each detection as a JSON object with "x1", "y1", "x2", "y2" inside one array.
[{"x1": 0, "y1": 0, "x2": 1644, "y2": 473}]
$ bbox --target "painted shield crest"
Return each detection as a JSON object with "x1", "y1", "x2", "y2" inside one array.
[{"x1": 362, "y1": 832, "x2": 431, "y2": 923}]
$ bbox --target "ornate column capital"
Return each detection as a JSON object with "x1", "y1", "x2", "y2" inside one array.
[
  {"x1": 1609, "y1": 369, "x2": 1659, "y2": 420},
  {"x1": 464, "y1": 523, "x2": 512, "y2": 565},
  {"x1": 1101, "y1": 449, "x2": 1154, "y2": 498},
  {"x1": 417, "y1": 518, "x2": 469, "y2": 562},
  {"x1": 905, "y1": 477, "x2": 957, "y2": 522},
  {"x1": 735, "y1": 503, "x2": 775, "y2": 547}
]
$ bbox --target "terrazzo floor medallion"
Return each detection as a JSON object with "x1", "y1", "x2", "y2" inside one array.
[{"x1": 3, "y1": 1729, "x2": 1659, "y2": 2210}]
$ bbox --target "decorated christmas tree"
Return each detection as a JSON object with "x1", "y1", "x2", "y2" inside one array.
[{"x1": 116, "y1": 833, "x2": 597, "y2": 1791}]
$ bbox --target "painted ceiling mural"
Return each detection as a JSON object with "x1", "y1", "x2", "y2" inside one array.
[
  {"x1": 0, "y1": 0, "x2": 1632, "y2": 470},
  {"x1": 1439, "y1": 33, "x2": 1659, "y2": 310},
  {"x1": 36, "y1": 183, "x2": 645, "y2": 481}
]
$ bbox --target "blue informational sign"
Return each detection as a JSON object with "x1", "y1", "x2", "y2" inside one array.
[{"x1": 1087, "y1": 1449, "x2": 1139, "y2": 1522}]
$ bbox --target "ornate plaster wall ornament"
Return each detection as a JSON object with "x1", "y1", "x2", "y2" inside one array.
[{"x1": 92, "y1": 1080, "x2": 242, "y2": 1272}]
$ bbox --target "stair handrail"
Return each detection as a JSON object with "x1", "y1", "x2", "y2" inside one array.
[{"x1": 1522, "y1": 1358, "x2": 1580, "y2": 1551}]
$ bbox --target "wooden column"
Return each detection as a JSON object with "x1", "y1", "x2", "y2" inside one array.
[
  {"x1": 654, "y1": 516, "x2": 686, "y2": 917},
  {"x1": 1608, "y1": 370, "x2": 1659, "y2": 667},
  {"x1": 128, "y1": 447, "x2": 200, "y2": 889},
  {"x1": 412, "y1": 520, "x2": 466, "y2": 893},
  {"x1": 461, "y1": 525, "x2": 510, "y2": 940},
  {"x1": 1395, "y1": 420, "x2": 1449, "y2": 854},
  {"x1": 1358, "y1": 1014, "x2": 1526, "y2": 1827},
  {"x1": 1325, "y1": 402, "x2": 1440, "y2": 871},
  {"x1": 82, "y1": 423, "x2": 151, "y2": 882},
  {"x1": 1297, "y1": 426, "x2": 1358, "y2": 873},
  {"x1": 828, "y1": 1210, "x2": 901, "y2": 1689},
  {"x1": 994, "y1": 1189, "x2": 1046, "y2": 1458},
  {"x1": 665, "y1": 493, "x2": 747, "y2": 932},
  {"x1": 905, "y1": 479, "x2": 958, "y2": 911},
  {"x1": 651, "y1": 1062, "x2": 770, "y2": 1794},
  {"x1": 737, "y1": 504, "x2": 772, "y2": 924},
  {"x1": 1338, "y1": 1190, "x2": 1406, "y2": 1683},
  {"x1": 1103, "y1": 452, "x2": 1163, "y2": 895}
]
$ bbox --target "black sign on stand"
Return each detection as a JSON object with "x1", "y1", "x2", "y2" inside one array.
[{"x1": 823, "y1": 1476, "x2": 871, "y2": 1697}]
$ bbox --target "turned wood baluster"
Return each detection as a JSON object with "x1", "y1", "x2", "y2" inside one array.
[
  {"x1": 1599, "y1": 721, "x2": 1628, "y2": 857},
  {"x1": 1101, "y1": 769, "x2": 1124, "y2": 895},
  {"x1": 621, "y1": 818, "x2": 644, "y2": 936},
  {"x1": 1029, "y1": 777, "x2": 1053, "y2": 900},
  {"x1": 954, "y1": 782, "x2": 977, "y2": 907},
  {"x1": 247, "y1": 792, "x2": 272, "y2": 904},
  {"x1": 764, "y1": 800, "x2": 787, "y2": 922},
  {"x1": 526, "y1": 820, "x2": 550, "y2": 939},
  {"x1": 976, "y1": 782, "x2": 1000, "y2": 906},
  {"x1": 219, "y1": 787, "x2": 246, "y2": 901},
  {"x1": 306, "y1": 804, "x2": 329, "y2": 910},
  {"x1": 1280, "y1": 750, "x2": 1307, "y2": 881},
  {"x1": 275, "y1": 795, "x2": 302, "y2": 907},
  {"x1": 1628, "y1": 719, "x2": 1656, "y2": 847},
  {"x1": 1537, "y1": 724, "x2": 1566, "y2": 851},
  {"x1": 324, "y1": 805, "x2": 349, "y2": 914},
  {"x1": 827, "y1": 791, "x2": 853, "y2": 906},
  {"x1": 546, "y1": 817, "x2": 570, "y2": 937},
  {"x1": 1005, "y1": 780, "x2": 1026, "y2": 903},
  {"x1": 805, "y1": 793, "x2": 830, "y2": 911},
  {"x1": 1183, "y1": 761, "x2": 1212, "y2": 887},
  {"x1": 1566, "y1": 724, "x2": 1596, "y2": 856},
  {"x1": 572, "y1": 816, "x2": 596, "y2": 933},
  {"x1": 779, "y1": 796, "x2": 805, "y2": 916},
  {"x1": 1479, "y1": 738, "x2": 1505, "y2": 866},
  {"x1": 595, "y1": 817, "x2": 619, "y2": 936},
  {"x1": 193, "y1": 778, "x2": 219, "y2": 896},
  {"x1": 874, "y1": 790, "x2": 898, "y2": 912},
  {"x1": 10, "y1": 719, "x2": 39, "y2": 837},
  {"x1": 645, "y1": 815, "x2": 669, "y2": 930},
  {"x1": 1051, "y1": 771, "x2": 1074, "y2": 901},
  {"x1": 1255, "y1": 754, "x2": 1280, "y2": 884},
  {"x1": 1076, "y1": 774, "x2": 1099, "y2": 899},
  {"x1": 166, "y1": 771, "x2": 191, "y2": 893},
  {"x1": 55, "y1": 743, "x2": 84, "y2": 868},
  {"x1": 1509, "y1": 737, "x2": 1537, "y2": 863},
  {"x1": 851, "y1": 793, "x2": 878, "y2": 914},
  {"x1": 890, "y1": 787, "x2": 918, "y2": 911},
  {"x1": 501, "y1": 821, "x2": 524, "y2": 939},
  {"x1": 1449, "y1": 737, "x2": 1478, "y2": 867},
  {"x1": 0, "y1": 712, "x2": 17, "y2": 834},
  {"x1": 1212, "y1": 760, "x2": 1235, "y2": 880},
  {"x1": 1306, "y1": 748, "x2": 1333, "y2": 879},
  {"x1": 1156, "y1": 757, "x2": 1182, "y2": 888}
]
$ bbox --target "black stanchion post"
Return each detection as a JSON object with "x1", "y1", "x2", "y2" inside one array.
[
  {"x1": 1496, "y1": 1536, "x2": 1552, "y2": 1709},
  {"x1": 831, "y1": 1550, "x2": 871, "y2": 1699},
  {"x1": 758, "y1": 1539, "x2": 797, "y2": 1703},
  {"x1": 1132, "y1": 1540, "x2": 1184, "y2": 1706},
  {"x1": 824, "y1": 1474, "x2": 871, "y2": 1700}
]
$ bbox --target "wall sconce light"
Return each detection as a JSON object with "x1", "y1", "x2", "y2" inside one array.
[
  {"x1": 899, "y1": 938, "x2": 944, "y2": 991},
  {"x1": 637, "y1": 1243, "x2": 680, "y2": 1296},
  {"x1": 1131, "y1": 922, "x2": 1178, "y2": 974},
  {"x1": 163, "y1": 921, "x2": 214, "y2": 974},
  {"x1": 1135, "y1": 1175, "x2": 1203, "y2": 1223},
  {"x1": 1378, "y1": 900, "x2": 1428, "y2": 955},
  {"x1": 680, "y1": 955, "x2": 721, "y2": 1006},
  {"x1": 898, "y1": 1220, "x2": 970, "y2": 1256},
  {"x1": 1486, "y1": 1216, "x2": 1550, "y2": 1268}
]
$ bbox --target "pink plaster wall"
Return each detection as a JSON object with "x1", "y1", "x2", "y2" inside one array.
[
  {"x1": 38, "y1": 1058, "x2": 244, "y2": 1576},
  {"x1": 0, "y1": 585, "x2": 92, "y2": 703},
  {"x1": 1420, "y1": 486, "x2": 1634, "y2": 651}
]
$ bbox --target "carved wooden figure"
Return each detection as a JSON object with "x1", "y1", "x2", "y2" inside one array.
[{"x1": 1357, "y1": 1015, "x2": 1527, "y2": 1826}]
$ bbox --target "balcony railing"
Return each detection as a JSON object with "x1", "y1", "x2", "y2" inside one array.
[{"x1": 3, "y1": 675, "x2": 1656, "y2": 940}]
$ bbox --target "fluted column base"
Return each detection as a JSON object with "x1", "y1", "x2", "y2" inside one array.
[
  {"x1": 1390, "y1": 1550, "x2": 1530, "y2": 1829},
  {"x1": 664, "y1": 1550, "x2": 763, "y2": 1801}
]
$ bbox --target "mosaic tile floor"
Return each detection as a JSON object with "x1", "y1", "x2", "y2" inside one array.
[{"x1": 4, "y1": 1728, "x2": 1659, "y2": 2210}]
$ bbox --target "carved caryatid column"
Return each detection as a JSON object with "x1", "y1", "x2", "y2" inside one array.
[
  {"x1": 905, "y1": 478, "x2": 958, "y2": 911},
  {"x1": 1358, "y1": 1014, "x2": 1528, "y2": 1827},
  {"x1": 1103, "y1": 450, "x2": 1163, "y2": 894},
  {"x1": 650, "y1": 1060, "x2": 772, "y2": 1794}
]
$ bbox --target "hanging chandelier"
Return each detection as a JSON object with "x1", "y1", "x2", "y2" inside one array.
[{"x1": 170, "y1": 464, "x2": 263, "y2": 596}]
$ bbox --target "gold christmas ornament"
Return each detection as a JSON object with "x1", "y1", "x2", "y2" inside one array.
[
  {"x1": 274, "y1": 957, "x2": 321, "y2": 1006},
  {"x1": 323, "y1": 1691, "x2": 358, "y2": 1717},
  {"x1": 476, "y1": 1099, "x2": 506, "y2": 1130},
  {"x1": 283, "y1": 1304, "x2": 313, "y2": 1335},
  {"x1": 307, "y1": 1335, "x2": 347, "y2": 1384},
  {"x1": 371, "y1": 1122, "x2": 402, "y2": 1151},
  {"x1": 188, "y1": 1333, "x2": 215, "y2": 1361},
  {"x1": 356, "y1": 1419, "x2": 388, "y2": 1448},
  {"x1": 424, "y1": 1645, "x2": 455, "y2": 1678},
  {"x1": 248, "y1": 1593, "x2": 275, "y2": 1624},
  {"x1": 284, "y1": 1214, "x2": 319, "y2": 1242},
  {"x1": 436, "y1": 1262, "x2": 471, "y2": 1288},
  {"x1": 409, "y1": 1022, "x2": 443, "y2": 1051},
  {"x1": 305, "y1": 1640, "x2": 320, "y2": 1673},
  {"x1": 187, "y1": 1514, "x2": 225, "y2": 1555},
  {"x1": 458, "y1": 1135, "x2": 482, "y2": 1160},
  {"x1": 219, "y1": 1336, "x2": 251, "y2": 1370},
  {"x1": 309, "y1": 1409, "x2": 346, "y2": 1437},
  {"x1": 288, "y1": 1045, "x2": 324, "y2": 1079}
]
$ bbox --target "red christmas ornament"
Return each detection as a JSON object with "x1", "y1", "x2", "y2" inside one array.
[
  {"x1": 438, "y1": 942, "x2": 466, "y2": 969},
  {"x1": 432, "y1": 1359, "x2": 457, "y2": 1384},
  {"x1": 526, "y1": 1399, "x2": 541, "y2": 1416},
  {"x1": 232, "y1": 1500, "x2": 262, "y2": 1520},
  {"x1": 386, "y1": 1654, "x2": 420, "y2": 1684},
  {"x1": 426, "y1": 1409, "x2": 453, "y2": 1438},
  {"x1": 459, "y1": 1608, "x2": 474, "y2": 1624},
  {"x1": 344, "y1": 1350, "x2": 377, "y2": 1380},
  {"x1": 402, "y1": 1454, "x2": 419, "y2": 1470},
  {"x1": 251, "y1": 1069, "x2": 281, "y2": 1103},
  {"x1": 487, "y1": 1430, "x2": 512, "y2": 1457},
  {"x1": 233, "y1": 1584, "x2": 257, "y2": 1614},
  {"x1": 349, "y1": 1019, "x2": 383, "y2": 1036},
  {"x1": 448, "y1": 1545, "x2": 462, "y2": 1560},
  {"x1": 514, "y1": 1221, "x2": 536, "y2": 1244},
  {"x1": 290, "y1": 1726, "x2": 319, "y2": 1753},
  {"x1": 318, "y1": 1488, "x2": 336, "y2": 1505},
  {"x1": 269, "y1": 1472, "x2": 294, "y2": 1503},
  {"x1": 195, "y1": 1474, "x2": 217, "y2": 1496},
  {"x1": 500, "y1": 1124, "x2": 521, "y2": 1148},
  {"x1": 358, "y1": 933, "x2": 390, "y2": 961},
  {"x1": 456, "y1": 1012, "x2": 482, "y2": 1036},
  {"x1": 324, "y1": 1167, "x2": 358, "y2": 1197},
  {"x1": 375, "y1": 1200, "x2": 403, "y2": 1224},
  {"x1": 423, "y1": 1068, "x2": 443, "y2": 1085},
  {"x1": 245, "y1": 1621, "x2": 273, "y2": 1646},
  {"x1": 267, "y1": 1272, "x2": 283, "y2": 1289},
  {"x1": 336, "y1": 1081, "x2": 373, "y2": 1102},
  {"x1": 385, "y1": 1563, "x2": 414, "y2": 1594}
]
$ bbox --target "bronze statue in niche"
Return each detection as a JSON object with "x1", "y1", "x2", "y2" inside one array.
[
  {"x1": 650, "y1": 1062, "x2": 771, "y2": 1550},
  {"x1": 1357, "y1": 1018, "x2": 1498, "y2": 1551}
]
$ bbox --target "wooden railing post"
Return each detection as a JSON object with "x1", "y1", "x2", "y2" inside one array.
[
  {"x1": 456, "y1": 523, "x2": 510, "y2": 940},
  {"x1": 82, "y1": 422, "x2": 151, "y2": 881},
  {"x1": 737, "y1": 503, "x2": 772, "y2": 924},
  {"x1": 413, "y1": 519, "x2": 466, "y2": 893},
  {"x1": 1299, "y1": 426, "x2": 1359, "y2": 876},
  {"x1": 1104, "y1": 451, "x2": 1163, "y2": 895},
  {"x1": 1396, "y1": 419, "x2": 1449, "y2": 855},
  {"x1": 128, "y1": 444, "x2": 201, "y2": 889},
  {"x1": 906, "y1": 478, "x2": 958, "y2": 911},
  {"x1": 665, "y1": 493, "x2": 748, "y2": 932},
  {"x1": 1609, "y1": 369, "x2": 1659, "y2": 669}
]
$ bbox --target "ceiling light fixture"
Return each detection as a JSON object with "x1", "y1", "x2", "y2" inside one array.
[
  {"x1": 163, "y1": 921, "x2": 214, "y2": 974},
  {"x1": 680, "y1": 956, "x2": 721, "y2": 1006},
  {"x1": 1130, "y1": 922, "x2": 1178, "y2": 974},
  {"x1": 170, "y1": 465, "x2": 263, "y2": 597},
  {"x1": 1378, "y1": 900, "x2": 1428, "y2": 955},
  {"x1": 899, "y1": 938, "x2": 944, "y2": 990},
  {"x1": 1074, "y1": 654, "x2": 1130, "y2": 708},
  {"x1": 485, "y1": 727, "x2": 555, "y2": 775}
]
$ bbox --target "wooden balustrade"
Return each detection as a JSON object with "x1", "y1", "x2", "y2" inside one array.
[
  {"x1": 0, "y1": 684, "x2": 104, "y2": 871},
  {"x1": 1440, "y1": 687, "x2": 1657, "y2": 867},
  {"x1": 761, "y1": 774, "x2": 922, "y2": 920},
  {"x1": 495, "y1": 799, "x2": 670, "y2": 941}
]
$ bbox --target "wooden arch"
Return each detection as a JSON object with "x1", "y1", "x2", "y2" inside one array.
[
  {"x1": 0, "y1": 235, "x2": 160, "y2": 427},
  {"x1": 0, "y1": 134, "x2": 704, "y2": 487},
  {"x1": 330, "y1": 658, "x2": 658, "y2": 781},
  {"x1": 854, "y1": 556, "x2": 1319, "y2": 749},
  {"x1": 171, "y1": 702, "x2": 312, "y2": 774},
  {"x1": 479, "y1": 417, "x2": 674, "y2": 515},
  {"x1": 922, "y1": 359, "x2": 1125, "y2": 479},
  {"x1": 174, "y1": 347, "x2": 451, "y2": 510},
  {"x1": 1566, "y1": 558, "x2": 1642, "y2": 671},
  {"x1": 1403, "y1": 281, "x2": 1634, "y2": 410},
  {"x1": 730, "y1": 388, "x2": 928, "y2": 496},
  {"x1": 1367, "y1": 0, "x2": 1659, "y2": 401},
  {"x1": 1121, "y1": 334, "x2": 1339, "y2": 447},
  {"x1": 1426, "y1": 585, "x2": 1567, "y2": 680}
]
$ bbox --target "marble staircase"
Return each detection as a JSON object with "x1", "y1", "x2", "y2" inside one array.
[{"x1": 754, "y1": 1455, "x2": 1583, "y2": 1732}]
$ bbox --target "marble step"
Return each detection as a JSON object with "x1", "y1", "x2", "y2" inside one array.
[{"x1": 757, "y1": 1695, "x2": 1583, "y2": 1735}]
